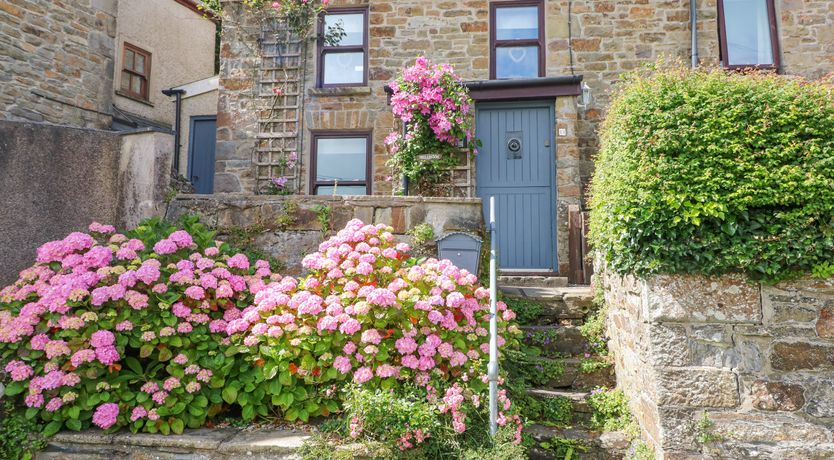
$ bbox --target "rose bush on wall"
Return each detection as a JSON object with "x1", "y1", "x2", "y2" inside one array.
[
  {"x1": 386, "y1": 57, "x2": 480, "y2": 186},
  {"x1": 0, "y1": 218, "x2": 520, "y2": 444}
]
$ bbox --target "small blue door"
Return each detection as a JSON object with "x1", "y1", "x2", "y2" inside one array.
[
  {"x1": 476, "y1": 102, "x2": 557, "y2": 271},
  {"x1": 188, "y1": 116, "x2": 217, "y2": 194}
]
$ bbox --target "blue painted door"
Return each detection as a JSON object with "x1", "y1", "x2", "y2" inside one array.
[
  {"x1": 188, "y1": 116, "x2": 216, "y2": 194},
  {"x1": 476, "y1": 102, "x2": 557, "y2": 271}
]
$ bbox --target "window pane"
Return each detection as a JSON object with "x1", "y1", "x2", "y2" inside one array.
[
  {"x1": 124, "y1": 50, "x2": 134, "y2": 70},
  {"x1": 723, "y1": 0, "x2": 774, "y2": 65},
  {"x1": 135, "y1": 53, "x2": 145, "y2": 73},
  {"x1": 323, "y1": 52, "x2": 364, "y2": 85},
  {"x1": 316, "y1": 185, "x2": 367, "y2": 196},
  {"x1": 496, "y1": 6, "x2": 539, "y2": 40},
  {"x1": 316, "y1": 137, "x2": 367, "y2": 182},
  {"x1": 120, "y1": 71, "x2": 131, "y2": 91},
  {"x1": 325, "y1": 13, "x2": 364, "y2": 46},
  {"x1": 496, "y1": 46, "x2": 539, "y2": 79},
  {"x1": 131, "y1": 75, "x2": 143, "y2": 94}
]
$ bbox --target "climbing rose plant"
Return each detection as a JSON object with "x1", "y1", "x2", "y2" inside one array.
[
  {"x1": 386, "y1": 56, "x2": 479, "y2": 183},
  {"x1": 270, "y1": 0, "x2": 330, "y2": 37},
  {"x1": 0, "y1": 218, "x2": 275, "y2": 436}
]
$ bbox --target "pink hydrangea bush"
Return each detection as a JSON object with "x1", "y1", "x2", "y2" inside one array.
[
  {"x1": 0, "y1": 218, "x2": 275, "y2": 436},
  {"x1": 386, "y1": 57, "x2": 480, "y2": 182},
  {"x1": 231, "y1": 219, "x2": 521, "y2": 429}
]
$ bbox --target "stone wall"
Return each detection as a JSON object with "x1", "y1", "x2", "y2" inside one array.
[
  {"x1": 0, "y1": 120, "x2": 174, "y2": 285},
  {"x1": 602, "y1": 270, "x2": 834, "y2": 459},
  {"x1": 165, "y1": 194, "x2": 483, "y2": 274},
  {"x1": 0, "y1": 0, "x2": 117, "y2": 128}
]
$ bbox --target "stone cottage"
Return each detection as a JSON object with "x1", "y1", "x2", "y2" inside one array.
[
  {"x1": 0, "y1": 0, "x2": 219, "y2": 283},
  {"x1": 0, "y1": 0, "x2": 219, "y2": 182},
  {"x1": 213, "y1": 0, "x2": 833, "y2": 277}
]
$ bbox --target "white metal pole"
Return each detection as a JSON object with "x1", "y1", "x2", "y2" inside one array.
[{"x1": 488, "y1": 196, "x2": 498, "y2": 437}]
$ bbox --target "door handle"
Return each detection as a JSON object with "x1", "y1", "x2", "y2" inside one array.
[{"x1": 191, "y1": 176, "x2": 199, "y2": 181}]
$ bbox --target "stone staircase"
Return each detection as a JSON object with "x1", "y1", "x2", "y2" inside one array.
[{"x1": 500, "y1": 280, "x2": 629, "y2": 460}]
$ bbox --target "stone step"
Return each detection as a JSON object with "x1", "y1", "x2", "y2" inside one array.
[
  {"x1": 501, "y1": 286, "x2": 595, "y2": 323},
  {"x1": 525, "y1": 424, "x2": 630, "y2": 460},
  {"x1": 521, "y1": 324, "x2": 591, "y2": 356},
  {"x1": 498, "y1": 275, "x2": 568, "y2": 289},
  {"x1": 36, "y1": 428, "x2": 309, "y2": 460},
  {"x1": 528, "y1": 388, "x2": 592, "y2": 414},
  {"x1": 526, "y1": 357, "x2": 616, "y2": 391}
]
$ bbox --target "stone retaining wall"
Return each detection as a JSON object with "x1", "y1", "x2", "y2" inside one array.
[
  {"x1": 166, "y1": 194, "x2": 484, "y2": 274},
  {"x1": 602, "y1": 271, "x2": 834, "y2": 459}
]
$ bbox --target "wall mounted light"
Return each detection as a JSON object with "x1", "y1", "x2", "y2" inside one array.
[{"x1": 578, "y1": 82, "x2": 592, "y2": 109}]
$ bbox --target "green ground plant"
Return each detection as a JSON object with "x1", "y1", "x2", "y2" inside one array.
[
  {"x1": 0, "y1": 401, "x2": 46, "y2": 460},
  {"x1": 586, "y1": 387, "x2": 636, "y2": 434},
  {"x1": 502, "y1": 298, "x2": 544, "y2": 326},
  {"x1": 407, "y1": 223, "x2": 435, "y2": 247}
]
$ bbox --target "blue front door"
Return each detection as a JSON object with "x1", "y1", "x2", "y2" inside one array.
[
  {"x1": 188, "y1": 116, "x2": 217, "y2": 194},
  {"x1": 475, "y1": 102, "x2": 557, "y2": 271}
]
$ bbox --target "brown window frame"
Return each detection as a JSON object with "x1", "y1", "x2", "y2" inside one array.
[
  {"x1": 316, "y1": 7, "x2": 369, "y2": 88},
  {"x1": 119, "y1": 43, "x2": 152, "y2": 101},
  {"x1": 490, "y1": 0, "x2": 546, "y2": 80},
  {"x1": 717, "y1": 0, "x2": 780, "y2": 70},
  {"x1": 309, "y1": 131, "x2": 373, "y2": 195}
]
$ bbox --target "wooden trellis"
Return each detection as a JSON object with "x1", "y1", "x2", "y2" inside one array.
[{"x1": 254, "y1": 19, "x2": 306, "y2": 194}]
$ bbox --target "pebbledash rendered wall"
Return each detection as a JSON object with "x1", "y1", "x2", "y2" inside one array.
[
  {"x1": 165, "y1": 194, "x2": 484, "y2": 275},
  {"x1": 0, "y1": 120, "x2": 174, "y2": 285},
  {"x1": 602, "y1": 271, "x2": 834, "y2": 459}
]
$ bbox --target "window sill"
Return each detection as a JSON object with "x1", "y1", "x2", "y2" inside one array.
[
  {"x1": 307, "y1": 86, "x2": 371, "y2": 97},
  {"x1": 116, "y1": 90, "x2": 154, "y2": 107},
  {"x1": 722, "y1": 63, "x2": 779, "y2": 72}
]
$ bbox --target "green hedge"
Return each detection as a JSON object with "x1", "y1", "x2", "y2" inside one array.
[{"x1": 589, "y1": 67, "x2": 834, "y2": 281}]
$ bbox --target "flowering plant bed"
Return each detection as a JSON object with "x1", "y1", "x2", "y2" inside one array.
[
  {"x1": 0, "y1": 217, "x2": 521, "y2": 455},
  {"x1": 0, "y1": 217, "x2": 275, "y2": 436},
  {"x1": 386, "y1": 57, "x2": 480, "y2": 190}
]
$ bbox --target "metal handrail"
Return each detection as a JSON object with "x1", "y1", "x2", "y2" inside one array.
[{"x1": 488, "y1": 196, "x2": 499, "y2": 437}]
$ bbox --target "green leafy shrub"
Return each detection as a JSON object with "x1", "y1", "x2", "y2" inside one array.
[{"x1": 589, "y1": 66, "x2": 834, "y2": 282}]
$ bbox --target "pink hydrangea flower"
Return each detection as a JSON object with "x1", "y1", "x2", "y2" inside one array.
[
  {"x1": 227, "y1": 254, "x2": 250, "y2": 270},
  {"x1": 92, "y1": 403, "x2": 119, "y2": 429},
  {"x1": 353, "y1": 366, "x2": 373, "y2": 384},
  {"x1": 45, "y1": 397, "x2": 63, "y2": 412},
  {"x1": 333, "y1": 356, "x2": 352, "y2": 374},
  {"x1": 130, "y1": 406, "x2": 147, "y2": 421},
  {"x1": 90, "y1": 330, "x2": 115, "y2": 348},
  {"x1": 153, "y1": 239, "x2": 177, "y2": 255}
]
